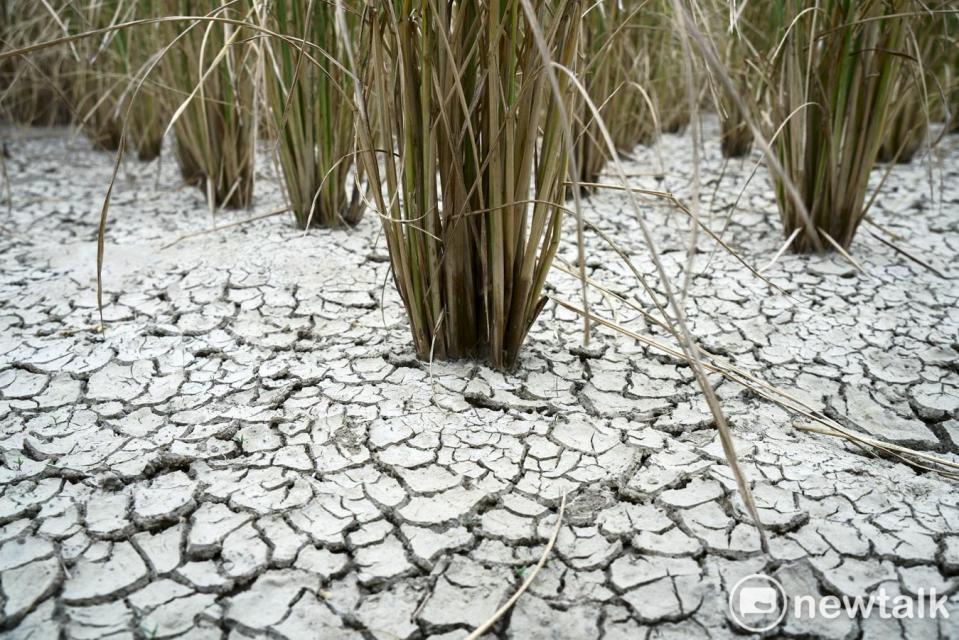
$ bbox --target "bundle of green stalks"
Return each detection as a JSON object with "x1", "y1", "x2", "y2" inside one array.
[
  {"x1": 605, "y1": 9, "x2": 658, "y2": 152},
  {"x1": 877, "y1": 8, "x2": 958, "y2": 163},
  {"x1": 0, "y1": 0, "x2": 72, "y2": 126},
  {"x1": 260, "y1": 0, "x2": 362, "y2": 229},
  {"x1": 946, "y1": 45, "x2": 959, "y2": 133},
  {"x1": 718, "y1": 80, "x2": 752, "y2": 157},
  {"x1": 352, "y1": 0, "x2": 582, "y2": 370},
  {"x1": 648, "y1": 2, "x2": 692, "y2": 136},
  {"x1": 576, "y1": 2, "x2": 645, "y2": 187},
  {"x1": 125, "y1": 10, "x2": 167, "y2": 161},
  {"x1": 714, "y1": 2, "x2": 765, "y2": 158},
  {"x1": 949, "y1": 71, "x2": 959, "y2": 134},
  {"x1": 575, "y1": 4, "x2": 617, "y2": 190},
  {"x1": 876, "y1": 20, "x2": 931, "y2": 164},
  {"x1": 764, "y1": 0, "x2": 910, "y2": 253},
  {"x1": 65, "y1": 1, "x2": 125, "y2": 151},
  {"x1": 876, "y1": 74, "x2": 925, "y2": 165},
  {"x1": 576, "y1": 1, "x2": 698, "y2": 186},
  {"x1": 155, "y1": 0, "x2": 257, "y2": 209},
  {"x1": 947, "y1": 13, "x2": 959, "y2": 134},
  {"x1": 621, "y1": 1, "x2": 691, "y2": 144},
  {"x1": 65, "y1": 0, "x2": 166, "y2": 159}
]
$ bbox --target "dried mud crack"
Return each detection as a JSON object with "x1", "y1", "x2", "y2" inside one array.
[{"x1": 0, "y1": 120, "x2": 957, "y2": 639}]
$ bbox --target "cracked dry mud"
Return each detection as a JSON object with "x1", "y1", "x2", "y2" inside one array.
[{"x1": 0, "y1": 120, "x2": 957, "y2": 640}]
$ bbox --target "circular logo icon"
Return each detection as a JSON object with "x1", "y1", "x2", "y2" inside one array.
[{"x1": 728, "y1": 573, "x2": 787, "y2": 633}]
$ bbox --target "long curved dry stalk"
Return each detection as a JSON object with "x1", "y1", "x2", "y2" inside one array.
[
  {"x1": 551, "y1": 57, "x2": 769, "y2": 551},
  {"x1": 465, "y1": 492, "x2": 567, "y2": 640},
  {"x1": 550, "y1": 296, "x2": 959, "y2": 480}
]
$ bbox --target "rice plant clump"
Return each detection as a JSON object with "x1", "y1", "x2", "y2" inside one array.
[
  {"x1": 715, "y1": 1, "x2": 764, "y2": 158},
  {"x1": 261, "y1": 0, "x2": 362, "y2": 229},
  {"x1": 621, "y1": 1, "x2": 690, "y2": 147},
  {"x1": 876, "y1": 10, "x2": 956, "y2": 164},
  {"x1": 877, "y1": 74, "x2": 924, "y2": 165},
  {"x1": 156, "y1": 0, "x2": 257, "y2": 209},
  {"x1": 576, "y1": 2, "x2": 642, "y2": 187},
  {"x1": 648, "y1": 1, "x2": 691, "y2": 136},
  {"x1": 575, "y1": 4, "x2": 617, "y2": 190},
  {"x1": 948, "y1": 36, "x2": 959, "y2": 133},
  {"x1": 0, "y1": 0, "x2": 72, "y2": 126},
  {"x1": 353, "y1": 0, "x2": 582, "y2": 370},
  {"x1": 765, "y1": 0, "x2": 910, "y2": 253},
  {"x1": 64, "y1": 1, "x2": 166, "y2": 160},
  {"x1": 919, "y1": 9, "x2": 958, "y2": 132},
  {"x1": 67, "y1": 1, "x2": 124, "y2": 151},
  {"x1": 576, "y1": 0, "x2": 700, "y2": 189},
  {"x1": 126, "y1": 10, "x2": 166, "y2": 161},
  {"x1": 941, "y1": 51, "x2": 959, "y2": 133}
]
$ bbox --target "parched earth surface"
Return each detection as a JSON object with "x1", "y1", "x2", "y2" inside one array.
[{"x1": 0, "y1": 121, "x2": 957, "y2": 640}]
